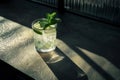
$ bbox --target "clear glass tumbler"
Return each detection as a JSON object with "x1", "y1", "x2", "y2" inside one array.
[{"x1": 32, "y1": 18, "x2": 57, "y2": 52}]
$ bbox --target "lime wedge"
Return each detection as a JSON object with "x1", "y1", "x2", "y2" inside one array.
[{"x1": 33, "y1": 21, "x2": 43, "y2": 35}]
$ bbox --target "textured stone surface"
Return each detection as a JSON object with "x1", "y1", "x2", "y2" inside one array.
[{"x1": 0, "y1": 16, "x2": 58, "y2": 80}]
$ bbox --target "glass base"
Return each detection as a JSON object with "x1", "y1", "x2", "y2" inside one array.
[{"x1": 35, "y1": 46, "x2": 56, "y2": 53}]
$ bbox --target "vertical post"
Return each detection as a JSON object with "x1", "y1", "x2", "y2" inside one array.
[{"x1": 58, "y1": 0, "x2": 64, "y2": 13}]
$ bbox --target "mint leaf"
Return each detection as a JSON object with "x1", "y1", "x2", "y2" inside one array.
[
  {"x1": 38, "y1": 12, "x2": 61, "y2": 30},
  {"x1": 46, "y1": 12, "x2": 56, "y2": 23},
  {"x1": 39, "y1": 19, "x2": 48, "y2": 28}
]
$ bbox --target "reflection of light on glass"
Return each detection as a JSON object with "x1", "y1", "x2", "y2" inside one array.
[
  {"x1": 57, "y1": 39, "x2": 105, "y2": 80},
  {"x1": 78, "y1": 47, "x2": 120, "y2": 80}
]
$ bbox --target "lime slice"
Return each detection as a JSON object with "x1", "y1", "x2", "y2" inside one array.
[{"x1": 33, "y1": 21, "x2": 43, "y2": 35}]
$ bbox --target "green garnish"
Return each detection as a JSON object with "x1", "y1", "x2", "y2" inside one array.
[
  {"x1": 33, "y1": 12, "x2": 61, "y2": 35},
  {"x1": 39, "y1": 12, "x2": 61, "y2": 30},
  {"x1": 33, "y1": 27, "x2": 42, "y2": 35}
]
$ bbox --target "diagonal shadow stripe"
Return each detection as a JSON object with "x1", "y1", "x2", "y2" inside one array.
[{"x1": 69, "y1": 45, "x2": 115, "y2": 80}]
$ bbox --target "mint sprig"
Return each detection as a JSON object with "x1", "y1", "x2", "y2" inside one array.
[
  {"x1": 33, "y1": 12, "x2": 61, "y2": 35},
  {"x1": 39, "y1": 12, "x2": 61, "y2": 30}
]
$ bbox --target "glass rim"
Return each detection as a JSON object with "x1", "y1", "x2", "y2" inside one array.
[
  {"x1": 32, "y1": 18, "x2": 57, "y2": 30},
  {"x1": 32, "y1": 18, "x2": 46, "y2": 26}
]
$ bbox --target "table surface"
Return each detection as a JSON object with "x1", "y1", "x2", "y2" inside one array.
[
  {"x1": 0, "y1": 16, "x2": 58, "y2": 80},
  {"x1": 1, "y1": 16, "x2": 120, "y2": 80},
  {"x1": 0, "y1": 16, "x2": 87, "y2": 80}
]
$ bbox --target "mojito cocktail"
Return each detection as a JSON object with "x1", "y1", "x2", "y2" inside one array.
[
  {"x1": 32, "y1": 19, "x2": 57, "y2": 52},
  {"x1": 32, "y1": 12, "x2": 61, "y2": 52}
]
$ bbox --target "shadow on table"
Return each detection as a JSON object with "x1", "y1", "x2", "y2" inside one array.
[
  {"x1": 38, "y1": 48, "x2": 88, "y2": 80},
  {"x1": 69, "y1": 46, "x2": 116, "y2": 80},
  {"x1": 59, "y1": 34, "x2": 120, "y2": 80},
  {"x1": 0, "y1": 60, "x2": 34, "y2": 80}
]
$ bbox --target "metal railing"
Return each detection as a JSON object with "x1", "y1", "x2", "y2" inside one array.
[
  {"x1": 29, "y1": 0, "x2": 120, "y2": 25},
  {"x1": 64, "y1": 0, "x2": 120, "y2": 25},
  {"x1": 29, "y1": 0, "x2": 58, "y2": 7}
]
